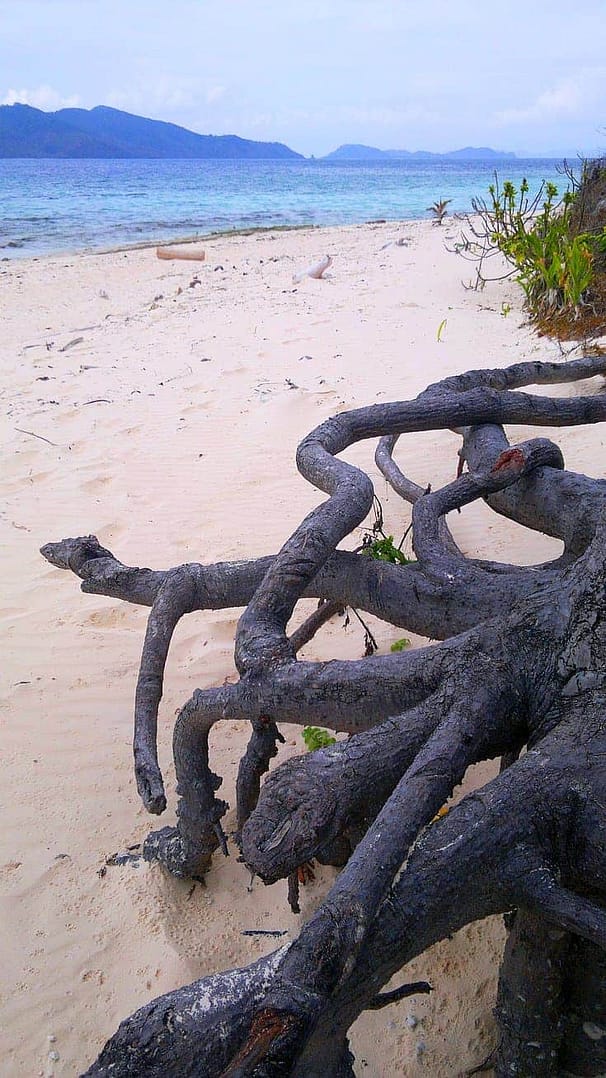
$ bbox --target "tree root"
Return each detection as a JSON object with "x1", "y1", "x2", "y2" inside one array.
[{"x1": 41, "y1": 356, "x2": 606, "y2": 1074}]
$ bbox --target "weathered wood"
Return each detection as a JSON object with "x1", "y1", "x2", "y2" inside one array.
[
  {"x1": 41, "y1": 357, "x2": 606, "y2": 1075},
  {"x1": 156, "y1": 244, "x2": 206, "y2": 260}
]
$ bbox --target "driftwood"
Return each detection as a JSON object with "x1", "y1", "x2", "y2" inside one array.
[
  {"x1": 292, "y1": 254, "x2": 332, "y2": 283},
  {"x1": 41, "y1": 354, "x2": 606, "y2": 1076},
  {"x1": 155, "y1": 244, "x2": 206, "y2": 261}
]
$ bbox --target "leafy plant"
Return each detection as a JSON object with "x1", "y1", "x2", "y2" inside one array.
[
  {"x1": 359, "y1": 497, "x2": 416, "y2": 567},
  {"x1": 491, "y1": 180, "x2": 594, "y2": 316},
  {"x1": 390, "y1": 638, "x2": 411, "y2": 652},
  {"x1": 454, "y1": 174, "x2": 598, "y2": 322},
  {"x1": 302, "y1": 726, "x2": 337, "y2": 751},
  {"x1": 362, "y1": 533, "x2": 411, "y2": 565},
  {"x1": 348, "y1": 498, "x2": 415, "y2": 656},
  {"x1": 427, "y1": 198, "x2": 452, "y2": 225}
]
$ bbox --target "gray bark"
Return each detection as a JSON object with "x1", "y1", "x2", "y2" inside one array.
[{"x1": 40, "y1": 356, "x2": 606, "y2": 1075}]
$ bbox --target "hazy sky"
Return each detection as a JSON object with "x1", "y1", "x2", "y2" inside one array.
[{"x1": 2, "y1": 0, "x2": 604, "y2": 157}]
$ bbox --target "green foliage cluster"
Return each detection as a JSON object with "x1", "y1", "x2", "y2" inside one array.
[
  {"x1": 302, "y1": 726, "x2": 337, "y2": 751},
  {"x1": 361, "y1": 533, "x2": 412, "y2": 565},
  {"x1": 485, "y1": 177, "x2": 605, "y2": 318},
  {"x1": 390, "y1": 637, "x2": 411, "y2": 652}
]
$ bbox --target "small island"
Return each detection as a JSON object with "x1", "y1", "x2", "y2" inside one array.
[{"x1": 323, "y1": 142, "x2": 517, "y2": 160}]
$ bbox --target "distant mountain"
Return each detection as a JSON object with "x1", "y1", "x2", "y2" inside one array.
[
  {"x1": 323, "y1": 144, "x2": 390, "y2": 160},
  {"x1": 324, "y1": 143, "x2": 517, "y2": 161},
  {"x1": 441, "y1": 146, "x2": 517, "y2": 161},
  {"x1": 0, "y1": 103, "x2": 304, "y2": 159}
]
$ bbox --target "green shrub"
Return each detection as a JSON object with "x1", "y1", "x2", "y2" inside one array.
[
  {"x1": 485, "y1": 179, "x2": 598, "y2": 318},
  {"x1": 454, "y1": 161, "x2": 606, "y2": 336}
]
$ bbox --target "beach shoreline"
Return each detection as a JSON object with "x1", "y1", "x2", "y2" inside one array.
[
  {"x1": 2, "y1": 217, "x2": 601, "y2": 1076},
  {"x1": 0, "y1": 154, "x2": 568, "y2": 262},
  {"x1": 3, "y1": 222, "x2": 321, "y2": 263}
]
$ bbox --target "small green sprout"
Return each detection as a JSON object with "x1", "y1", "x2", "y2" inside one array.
[
  {"x1": 302, "y1": 726, "x2": 337, "y2": 752},
  {"x1": 437, "y1": 318, "x2": 447, "y2": 342},
  {"x1": 390, "y1": 638, "x2": 411, "y2": 652},
  {"x1": 362, "y1": 534, "x2": 412, "y2": 565}
]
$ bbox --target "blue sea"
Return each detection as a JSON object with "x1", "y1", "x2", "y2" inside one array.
[{"x1": 0, "y1": 157, "x2": 568, "y2": 259}]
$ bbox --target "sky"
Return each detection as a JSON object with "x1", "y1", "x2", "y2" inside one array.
[{"x1": 1, "y1": 0, "x2": 605, "y2": 158}]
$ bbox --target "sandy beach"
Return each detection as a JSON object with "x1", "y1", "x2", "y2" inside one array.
[{"x1": 2, "y1": 219, "x2": 604, "y2": 1077}]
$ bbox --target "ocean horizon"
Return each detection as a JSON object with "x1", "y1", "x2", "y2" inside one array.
[{"x1": 0, "y1": 156, "x2": 569, "y2": 259}]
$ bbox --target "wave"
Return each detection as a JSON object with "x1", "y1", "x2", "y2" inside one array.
[{"x1": 0, "y1": 157, "x2": 566, "y2": 259}]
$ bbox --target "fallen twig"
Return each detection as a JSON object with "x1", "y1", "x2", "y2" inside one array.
[
  {"x1": 15, "y1": 427, "x2": 61, "y2": 447},
  {"x1": 59, "y1": 337, "x2": 84, "y2": 352},
  {"x1": 241, "y1": 929, "x2": 288, "y2": 938}
]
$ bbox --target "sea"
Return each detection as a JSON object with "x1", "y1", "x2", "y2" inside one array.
[{"x1": 0, "y1": 157, "x2": 569, "y2": 259}]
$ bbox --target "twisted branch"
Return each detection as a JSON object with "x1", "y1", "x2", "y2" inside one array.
[{"x1": 41, "y1": 355, "x2": 606, "y2": 1075}]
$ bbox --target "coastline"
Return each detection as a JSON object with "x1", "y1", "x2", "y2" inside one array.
[
  {"x1": 2, "y1": 219, "x2": 599, "y2": 1076},
  {"x1": 19, "y1": 223, "x2": 320, "y2": 263},
  {"x1": 0, "y1": 155, "x2": 568, "y2": 261}
]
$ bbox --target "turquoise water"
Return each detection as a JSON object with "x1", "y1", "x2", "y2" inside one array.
[{"x1": 0, "y1": 157, "x2": 568, "y2": 259}]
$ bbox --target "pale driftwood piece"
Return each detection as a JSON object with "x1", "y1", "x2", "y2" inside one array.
[
  {"x1": 292, "y1": 253, "x2": 332, "y2": 283},
  {"x1": 155, "y1": 245, "x2": 206, "y2": 261}
]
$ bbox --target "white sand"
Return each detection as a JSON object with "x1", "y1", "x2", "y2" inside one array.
[{"x1": 2, "y1": 220, "x2": 603, "y2": 1077}]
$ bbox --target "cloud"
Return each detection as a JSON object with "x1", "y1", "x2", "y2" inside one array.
[
  {"x1": 205, "y1": 85, "x2": 226, "y2": 105},
  {"x1": 494, "y1": 68, "x2": 606, "y2": 128},
  {"x1": 105, "y1": 77, "x2": 230, "y2": 120},
  {"x1": 246, "y1": 103, "x2": 440, "y2": 135},
  {"x1": 106, "y1": 79, "x2": 197, "y2": 113},
  {"x1": 334, "y1": 104, "x2": 440, "y2": 129},
  {"x1": 495, "y1": 79, "x2": 582, "y2": 126},
  {"x1": 2, "y1": 85, "x2": 80, "y2": 110}
]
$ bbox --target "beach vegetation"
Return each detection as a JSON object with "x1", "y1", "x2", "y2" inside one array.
[
  {"x1": 427, "y1": 197, "x2": 452, "y2": 224},
  {"x1": 362, "y1": 532, "x2": 411, "y2": 565},
  {"x1": 302, "y1": 726, "x2": 337, "y2": 751},
  {"x1": 390, "y1": 637, "x2": 411, "y2": 652},
  {"x1": 359, "y1": 495, "x2": 414, "y2": 566},
  {"x1": 455, "y1": 160, "x2": 606, "y2": 338}
]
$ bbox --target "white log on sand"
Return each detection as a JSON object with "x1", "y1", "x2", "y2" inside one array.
[{"x1": 156, "y1": 245, "x2": 206, "y2": 261}]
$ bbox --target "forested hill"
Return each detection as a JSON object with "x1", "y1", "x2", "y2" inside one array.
[
  {"x1": 323, "y1": 143, "x2": 517, "y2": 160},
  {"x1": 0, "y1": 104, "x2": 304, "y2": 159}
]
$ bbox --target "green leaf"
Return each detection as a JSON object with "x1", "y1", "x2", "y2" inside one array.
[
  {"x1": 302, "y1": 726, "x2": 337, "y2": 752},
  {"x1": 390, "y1": 638, "x2": 411, "y2": 652},
  {"x1": 362, "y1": 535, "x2": 412, "y2": 565}
]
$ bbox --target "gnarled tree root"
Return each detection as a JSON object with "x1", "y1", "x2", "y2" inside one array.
[{"x1": 41, "y1": 355, "x2": 606, "y2": 1075}]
